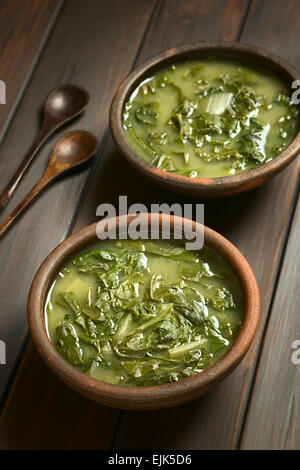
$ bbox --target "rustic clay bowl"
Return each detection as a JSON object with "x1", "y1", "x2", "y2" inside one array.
[
  {"x1": 28, "y1": 213, "x2": 260, "y2": 410},
  {"x1": 110, "y1": 41, "x2": 300, "y2": 197}
]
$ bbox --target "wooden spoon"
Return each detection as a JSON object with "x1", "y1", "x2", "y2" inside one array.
[
  {"x1": 0, "y1": 130, "x2": 97, "y2": 239},
  {"x1": 0, "y1": 84, "x2": 89, "y2": 213}
]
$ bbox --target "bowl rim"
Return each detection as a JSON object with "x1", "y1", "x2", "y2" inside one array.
[
  {"x1": 28, "y1": 213, "x2": 260, "y2": 408},
  {"x1": 109, "y1": 40, "x2": 300, "y2": 195}
]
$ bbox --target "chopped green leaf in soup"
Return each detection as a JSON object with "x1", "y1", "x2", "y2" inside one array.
[
  {"x1": 45, "y1": 239, "x2": 245, "y2": 387},
  {"x1": 123, "y1": 58, "x2": 299, "y2": 178}
]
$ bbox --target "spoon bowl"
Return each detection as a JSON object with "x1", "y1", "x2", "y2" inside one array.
[
  {"x1": 49, "y1": 130, "x2": 98, "y2": 174},
  {"x1": 44, "y1": 85, "x2": 90, "y2": 123}
]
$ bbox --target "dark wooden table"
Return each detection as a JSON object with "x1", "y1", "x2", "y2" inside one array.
[{"x1": 0, "y1": 0, "x2": 299, "y2": 450}]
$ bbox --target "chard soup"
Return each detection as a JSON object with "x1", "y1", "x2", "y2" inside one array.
[
  {"x1": 123, "y1": 58, "x2": 299, "y2": 178},
  {"x1": 45, "y1": 239, "x2": 245, "y2": 387}
]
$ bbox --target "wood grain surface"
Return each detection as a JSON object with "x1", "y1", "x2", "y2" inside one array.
[
  {"x1": 0, "y1": 0, "x2": 62, "y2": 144},
  {"x1": 0, "y1": 0, "x2": 299, "y2": 450},
  {"x1": 240, "y1": 196, "x2": 300, "y2": 449}
]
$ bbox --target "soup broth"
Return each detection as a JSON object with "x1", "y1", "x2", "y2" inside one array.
[
  {"x1": 123, "y1": 58, "x2": 299, "y2": 178},
  {"x1": 45, "y1": 239, "x2": 245, "y2": 387}
]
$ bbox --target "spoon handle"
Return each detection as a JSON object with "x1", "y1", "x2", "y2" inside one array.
[
  {"x1": 0, "y1": 170, "x2": 53, "y2": 239},
  {"x1": 0, "y1": 120, "x2": 54, "y2": 214}
]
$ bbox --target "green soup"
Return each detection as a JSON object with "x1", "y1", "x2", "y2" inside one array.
[
  {"x1": 123, "y1": 58, "x2": 299, "y2": 178},
  {"x1": 45, "y1": 239, "x2": 245, "y2": 387}
]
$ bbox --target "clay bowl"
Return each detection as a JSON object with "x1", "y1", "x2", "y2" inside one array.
[
  {"x1": 28, "y1": 213, "x2": 260, "y2": 410},
  {"x1": 110, "y1": 41, "x2": 300, "y2": 197}
]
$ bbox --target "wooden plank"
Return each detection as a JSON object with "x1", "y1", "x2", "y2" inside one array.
[
  {"x1": 0, "y1": 0, "x2": 249, "y2": 450},
  {"x1": 0, "y1": 0, "x2": 157, "y2": 408},
  {"x1": 0, "y1": 343, "x2": 120, "y2": 449},
  {"x1": 112, "y1": 0, "x2": 300, "y2": 449},
  {"x1": 0, "y1": 0, "x2": 63, "y2": 144},
  {"x1": 240, "y1": 195, "x2": 300, "y2": 449},
  {"x1": 240, "y1": 0, "x2": 299, "y2": 61}
]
